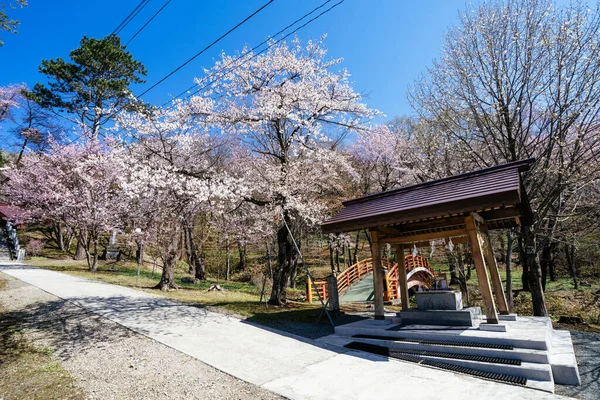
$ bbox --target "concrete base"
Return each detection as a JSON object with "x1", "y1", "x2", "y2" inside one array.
[
  {"x1": 366, "y1": 318, "x2": 393, "y2": 325},
  {"x1": 499, "y1": 314, "x2": 518, "y2": 321},
  {"x1": 549, "y1": 330, "x2": 581, "y2": 385},
  {"x1": 479, "y1": 323, "x2": 510, "y2": 332},
  {"x1": 398, "y1": 307, "x2": 482, "y2": 327},
  {"x1": 331, "y1": 315, "x2": 582, "y2": 393},
  {"x1": 415, "y1": 290, "x2": 463, "y2": 310}
]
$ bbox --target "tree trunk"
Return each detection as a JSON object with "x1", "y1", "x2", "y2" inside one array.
[
  {"x1": 548, "y1": 247, "x2": 556, "y2": 282},
  {"x1": 329, "y1": 241, "x2": 336, "y2": 275},
  {"x1": 505, "y1": 229, "x2": 514, "y2": 309},
  {"x1": 53, "y1": 222, "x2": 65, "y2": 251},
  {"x1": 446, "y1": 248, "x2": 460, "y2": 285},
  {"x1": 364, "y1": 229, "x2": 372, "y2": 253},
  {"x1": 289, "y1": 258, "x2": 298, "y2": 288},
  {"x1": 184, "y1": 222, "x2": 206, "y2": 281},
  {"x1": 16, "y1": 138, "x2": 28, "y2": 165},
  {"x1": 540, "y1": 243, "x2": 552, "y2": 291},
  {"x1": 268, "y1": 212, "x2": 298, "y2": 305},
  {"x1": 136, "y1": 241, "x2": 144, "y2": 266},
  {"x1": 184, "y1": 224, "x2": 195, "y2": 275},
  {"x1": 352, "y1": 230, "x2": 360, "y2": 264},
  {"x1": 91, "y1": 238, "x2": 99, "y2": 272},
  {"x1": 565, "y1": 243, "x2": 579, "y2": 289},
  {"x1": 347, "y1": 245, "x2": 353, "y2": 268},
  {"x1": 65, "y1": 228, "x2": 75, "y2": 254},
  {"x1": 518, "y1": 234, "x2": 530, "y2": 291},
  {"x1": 155, "y1": 230, "x2": 181, "y2": 291},
  {"x1": 456, "y1": 247, "x2": 470, "y2": 305},
  {"x1": 225, "y1": 238, "x2": 230, "y2": 281},
  {"x1": 82, "y1": 233, "x2": 99, "y2": 272},
  {"x1": 522, "y1": 226, "x2": 547, "y2": 316},
  {"x1": 237, "y1": 241, "x2": 247, "y2": 271},
  {"x1": 74, "y1": 232, "x2": 87, "y2": 260},
  {"x1": 266, "y1": 241, "x2": 273, "y2": 280}
]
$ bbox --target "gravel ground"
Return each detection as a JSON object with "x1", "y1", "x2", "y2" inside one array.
[
  {"x1": 555, "y1": 330, "x2": 600, "y2": 400},
  {"x1": 0, "y1": 272, "x2": 284, "y2": 400}
]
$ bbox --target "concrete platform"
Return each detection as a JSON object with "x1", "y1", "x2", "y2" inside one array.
[
  {"x1": 336, "y1": 316, "x2": 553, "y2": 350},
  {"x1": 399, "y1": 307, "x2": 482, "y2": 327},
  {"x1": 330, "y1": 314, "x2": 581, "y2": 394},
  {"x1": 549, "y1": 330, "x2": 581, "y2": 385}
]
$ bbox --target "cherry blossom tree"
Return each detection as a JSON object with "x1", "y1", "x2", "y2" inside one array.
[
  {"x1": 3, "y1": 139, "x2": 126, "y2": 271},
  {"x1": 175, "y1": 36, "x2": 377, "y2": 304},
  {"x1": 117, "y1": 109, "x2": 239, "y2": 291},
  {"x1": 0, "y1": 83, "x2": 23, "y2": 122},
  {"x1": 350, "y1": 124, "x2": 414, "y2": 194}
]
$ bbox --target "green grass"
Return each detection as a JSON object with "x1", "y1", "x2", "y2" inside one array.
[
  {"x1": 22, "y1": 224, "x2": 600, "y2": 333},
  {"x1": 27, "y1": 256, "x2": 322, "y2": 322}
]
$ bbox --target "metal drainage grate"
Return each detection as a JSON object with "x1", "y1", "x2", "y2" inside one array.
[
  {"x1": 352, "y1": 334, "x2": 514, "y2": 350},
  {"x1": 422, "y1": 359, "x2": 527, "y2": 386},
  {"x1": 344, "y1": 342, "x2": 527, "y2": 386},
  {"x1": 388, "y1": 348, "x2": 520, "y2": 365}
]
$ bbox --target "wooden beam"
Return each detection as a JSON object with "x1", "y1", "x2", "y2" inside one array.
[
  {"x1": 394, "y1": 244, "x2": 409, "y2": 310},
  {"x1": 383, "y1": 228, "x2": 468, "y2": 244},
  {"x1": 370, "y1": 230, "x2": 385, "y2": 320},
  {"x1": 376, "y1": 226, "x2": 402, "y2": 236},
  {"x1": 399, "y1": 236, "x2": 471, "y2": 248},
  {"x1": 483, "y1": 232, "x2": 510, "y2": 315},
  {"x1": 465, "y1": 214, "x2": 499, "y2": 324}
]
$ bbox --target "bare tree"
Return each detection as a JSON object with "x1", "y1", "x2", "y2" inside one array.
[{"x1": 409, "y1": 0, "x2": 600, "y2": 316}]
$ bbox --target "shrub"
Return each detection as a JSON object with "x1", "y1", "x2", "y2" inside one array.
[{"x1": 26, "y1": 239, "x2": 46, "y2": 256}]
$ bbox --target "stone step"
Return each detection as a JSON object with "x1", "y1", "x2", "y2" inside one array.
[
  {"x1": 342, "y1": 341, "x2": 555, "y2": 393},
  {"x1": 337, "y1": 335, "x2": 550, "y2": 364},
  {"x1": 334, "y1": 318, "x2": 551, "y2": 350},
  {"x1": 549, "y1": 330, "x2": 581, "y2": 385}
]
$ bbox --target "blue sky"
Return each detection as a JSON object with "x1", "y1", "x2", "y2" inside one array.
[
  {"x1": 0, "y1": 0, "x2": 585, "y2": 135},
  {"x1": 0, "y1": 0, "x2": 472, "y2": 119}
]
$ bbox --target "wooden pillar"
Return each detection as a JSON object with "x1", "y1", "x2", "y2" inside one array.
[
  {"x1": 370, "y1": 230, "x2": 385, "y2": 320},
  {"x1": 465, "y1": 214, "x2": 499, "y2": 324},
  {"x1": 483, "y1": 231, "x2": 510, "y2": 315},
  {"x1": 394, "y1": 244, "x2": 409, "y2": 310},
  {"x1": 306, "y1": 278, "x2": 313, "y2": 303},
  {"x1": 327, "y1": 275, "x2": 340, "y2": 313}
]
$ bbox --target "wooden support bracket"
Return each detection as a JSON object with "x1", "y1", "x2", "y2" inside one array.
[
  {"x1": 465, "y1": 214, "x2": 499, "y2": 324},
  {"x1": 370, "y1": 230, "x2": 385, "y2": 319}
]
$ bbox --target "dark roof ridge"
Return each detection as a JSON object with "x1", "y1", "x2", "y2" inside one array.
[{"x1": 342, "y1": 158, "x2": 535, "y2": 207}]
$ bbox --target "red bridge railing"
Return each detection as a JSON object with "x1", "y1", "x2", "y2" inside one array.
[{"x1": 306, "y1": 255, "x2": 433, "y2": 303}]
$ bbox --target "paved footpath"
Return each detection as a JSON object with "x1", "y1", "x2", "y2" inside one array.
[{"x1": 0, "y1": 262, "x2": 567, "y2": 400}]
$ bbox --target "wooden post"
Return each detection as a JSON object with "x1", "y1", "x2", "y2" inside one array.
[
  {"x1": 370, "y1": 230, "x2": 385, "y2": 319},
  {"x1": 383, "y1": 272, "x2": 392, "y2": 302},
  {"x1": 483, "y1": 231, "x2": 510, "y2": 315},
  {"x1": 327, "y1": 275, "x2": 340, "y2": 312},
  {"x1": 394, "y1": 244, "x2": 409, "y2": 310},
  {"x1": 306, "y1": 278, "x2": 313, "y2": 303},
  {"x1": 465, "y1": 214, "x2": 499, "y2": 324}
]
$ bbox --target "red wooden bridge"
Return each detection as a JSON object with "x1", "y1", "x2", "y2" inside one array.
[{"x1": 306, "y1": 255, "x2": 435, "y2": 303}]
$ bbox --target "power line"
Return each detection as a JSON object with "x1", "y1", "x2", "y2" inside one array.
[
  {"x1": 137, "y1": 0, "x2": 275, "y2": 99},
  {"x1": 112, "y1": 0, "x2": 151, "y2": 36},
  {"x1": 166, "y1": 0, "x2": 345, "y2": 109},
  {"x1": 126, "y1": 0, "x2": 172, "y2": 46},
  {"x1": 164, "y1": 0, "x2": 334, "y2": 106}
]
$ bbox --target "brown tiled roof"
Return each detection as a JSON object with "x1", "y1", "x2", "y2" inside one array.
[{"x1": 321, "y1": 159, "x2": 534, "y2": 234}]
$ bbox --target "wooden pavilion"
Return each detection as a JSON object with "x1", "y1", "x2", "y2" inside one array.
[{"x1": 321, "y1": 159, "x2": 535, "y2": 324}]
